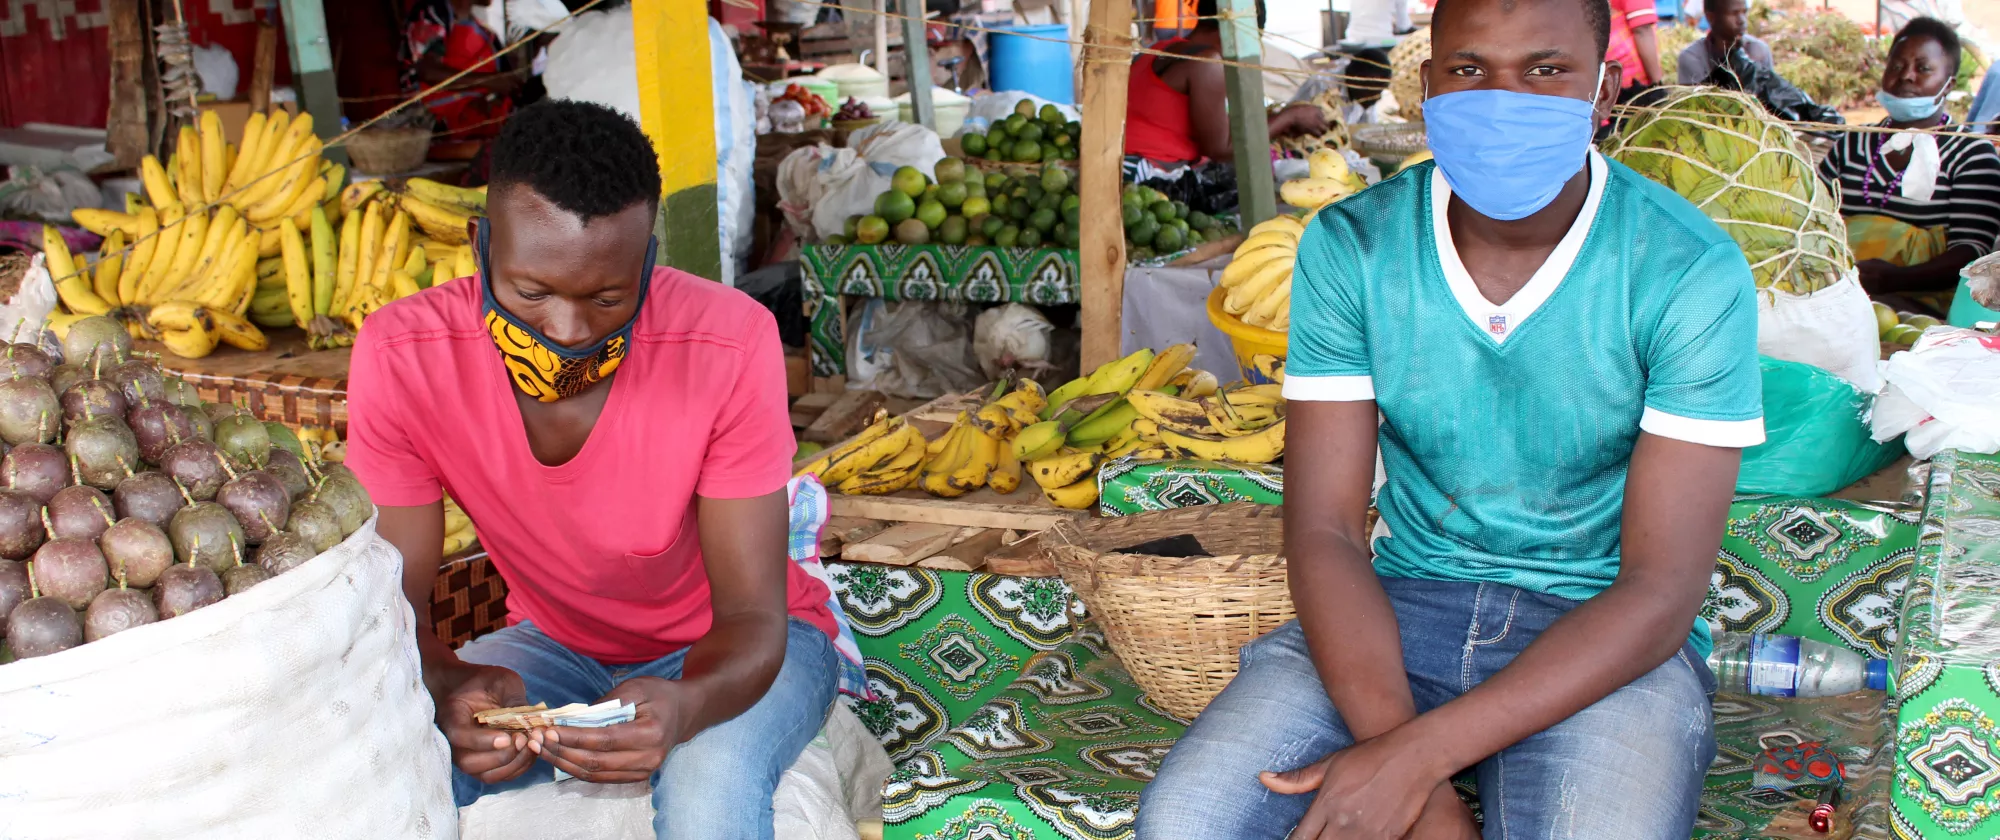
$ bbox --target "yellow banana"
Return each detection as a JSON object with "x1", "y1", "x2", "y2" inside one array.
[
  {"x1": 222, "y1": 111, "x2": 269, "y2": 195},
  {"x1": 1251, "y1": 354, "x2": 1286, "y2": 383},
  {"x1": 1225, "y1": 383, "x2": 1284, "y2": 405},
  {"x1": 837, "y1": 464, "x2": 921, "y2": 495},
  {"x1": 237, "y1": 113, "x2": 313, "y2": 209},
  {"x1": 340, "y1": 181, "x2": 386, "y2": 216},
  {"x1": 245, "y1": 138, "x2": 322, "y2": 223},
  {"x1": 257, "y1": 257, "x2": 286, "y2": 286},
  {"x1": 205, "y1": 306, "x2": 268, "y2": 351},
  {"x1": 1278, "y1": 176, "x2": 1355, "y2": 211},
  {"x1": 157, "y1": 319, "x2": 220, "y2": 359},
  {"x1": 163, "y1": 214, "x2": 238, "y2": 305},
  {"x1": 390, "y1": 269, "x2": 422, "y2": 301},
  {"x1": 452, "y1": 244, "x2": 476, "y2": 283},
  {"x1": 150, "y1": 208, "x2": 211, "y2": 303},
  {"x1": 375, "y1": 210, "x2": 409, "y2": 293},
  {"x1": 123, "y1": 192, "x2": 144, "y2": 214},
  {"x1": 309, "y1": 206, "x2": 336, "y2": 316},
  {"x1": 71, "y1": 208, "x2": 139, "y2": 238},
  {"x1": 254, "y1": 223, "x2": 283, "y2": 259},
  {"x1": 271, "y1": 174, "x2": 327, "y2": 229},
  {"x1": 1272, "y1": 308, "x2": 1290, "y2": 331},
  {"x1": 1307, "y1": 147, "x2": 1352, "y2": 182},
  {"x1": 945, "y1": 430, "x2": 1000, "y2": 494},
  {"x1": 404, "y1": 177, "x2": 487, "y2": 214},
  {"x1": 792, "y1": 412, "x2": 894, "y2": 479},
  {"x1": 1041, "y1": 477, "x2": 1099, "y2": 510},
  {"x1": 93, "y1": 230, "x2": 126, "y2": 306},
  {"x1": 1225, "y1": 257, "x2": 1294, "y2": 316},
  {"x1": 140, "y1": 154, "x2": 177, "y2": 208},
  {"x1": 1010, "y1": 419, "x2": 1069, "y2": 462},
  {"x1": 1133, "y1": 418, "x2": 1160, "y2": 440},
  {"x1": 173, "y1": 127, "x2": 203, "y2": 208},
  {"x1": 145, "y1": 300, "x2": 206, "y2": 332},
  {"x1": 1220, "y1": 243, "x2": 1295, "y2": 289},
  {"x1": 355, "y1": 202, "x2": 384, "y2": 298},
  {"x1": 117, "y1": 207, "x2": 159, "y2": 305},
  {"x1": 918, "y1": 419, "x2": 978, "y2": 496},
  {"x1": 333, "y1": 208, "x2": 363, "y2": 316},
  {"x1": 44, "y1": 225, "x2": 111, "y2": 315},
  {"x1": 1241, "y1": 281, "x2": 1291, "y2": 328},
  {"x1": 280, "y1": 219, "x2": 313, "y2": 327},
  {"x1": 1247, "y1": 214, "x2": 1305, "y2": 238},
  {"x1": 1082, "y1": 347, "x2": 1155, "y2": 397},
  {"x1": 199, "y1": 111, "x2": 226, "y2": 203},
  {"x1": 818, "y1": 419, "x2": 914, "y2": 485},
  {"x1": 400, "y1": 195, "x2": 474, "y2": 246},
  {"x1": 389, "y1": 210, "x2": 414, "y2": 278},
  {"x1": 1028, "y1": 449, "x2": 1101, "y2": 490},
  {"x1": 442, "y1": 527, "x2": 478, "y2": 557},
  {"x1": 251, "y1": 286, "x2": 295, "y2": 328},
  {"x1": 990, "y1": 445, "x2": 1022, "y2": 493},
  {"x1": 322, "y1": 164, "x2": 346, "y2": 201},
  {"x1": 1234, "y1": 229, "x2": 1298, "y2": 256},
  {"x1": 1157, "y1": 418, "x2": 1286, "y2": 463},
  {"x1": 136, "y1": 205, "x2": 185, "y2": 302},
  {"x1": 1134, "y1": 342, "x2": 1196, "y2": 391}
]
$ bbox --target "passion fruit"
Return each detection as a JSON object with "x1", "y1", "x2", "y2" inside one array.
[
  {"x1": 160, "y1": 440, "x2": 228, "y2": 501},
  {"x1": 256, "y1": 531, "x2": 317, "y2": 576},
  {"x1": 7, "y1": 591, "x2": 81, "y2": 658},
  {"x1": 264, "y1": 422, "x2": 305, "y2": 460},
  {"x1": 127, "y1": 399, "x2": 197, "y2": 464},
  {"x1": 214, "y1": 413, "x2": 272, "y2": 469},
  {"x1": 100, "y1": 517, "x2": 173, "y2": 589},
  {"x1": 32, "y1": 536, "x2": 107, "y2": 610},
  {"x1": 0, "y1": 378, "x2": 59, "y2": 445},
  {"x1": 0, "y1": 488, "x2": 46, "y2": 560},
  {"x1": 153, "y1": 561, "x2": 223, "y2": 619},
  {"x1": 2, "y1": 442, "x2": 68, "y2": 504},
  {"x1": 65, "y1": 415, "x2": 139, "y2": 490},
  {"x1": 222, "y1": 560, "x2": 272, "y2": 595},
  {"x1": 60, "y1": 315, "x2": 130, "y2": 369},
  {"x1": 168, "y1": 502, "x2": 244, "y2": 573},
  {"x1": 0, "y1": 558, "x2": 27, "y2": 636},
  {"x1": 62, "y1": 378, "x2": 128, "y2": 427},
  {"x1": 285, "y1": 499, "x2": 342, "y2": 553},
  {"x1": 47, "y1": 363, "x2": 88, "y2": 397},
  {"x1": 45, "y1": 483, "x2": 114, "y2": 541},
  {"x1": 84, "y1": 585, "x2": 158, "y2": 642},
  {"x1": 266, "y1": 448, "x2": 311, "y2": 499},
  {"x1": 217, "y1": 470, "x2": 289, "y2": 543},
  {"x1": 161, "y1": 377, "x2": 201, "y2": 408},
  {"x1": 181, "y1": 404, "x2": 214, "y2": 442},
  {"x1": 112, "y1": 470, "x2": 185, "y2": 530},
  {"x1": 108, "y1": 360, "x2": 165, "y2": 406},
  {"x1": 0, "y1": 343, "x2": 55, "y2": 380},
  {"x1": 312, "y1": 474, "x2": 375, "y2": 536}
]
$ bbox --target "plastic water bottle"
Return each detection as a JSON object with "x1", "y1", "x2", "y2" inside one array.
[{"x1": 1707, "y1": 632, "x2": 1888, "y2": 697}]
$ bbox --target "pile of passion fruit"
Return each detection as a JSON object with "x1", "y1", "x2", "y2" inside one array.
[{"x1": 0, "y1": 316, "x2": 373, "y2": 664}]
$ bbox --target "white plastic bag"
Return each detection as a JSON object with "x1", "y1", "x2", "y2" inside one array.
[
  {"x1": 1, "y1": 252, "x2": 60, "y2": 344},
  {"x1": 848, "y1": 121, "x2": 948, "y2": 182},
  {"x1": 0, "y1": 517, "x2": 457, "y2": 839},
  {"x1": 1755, "y1": 269, "x2": 1884, "y2": 395},
  {"x1": 1871, "y1": 327, "x2": 2000, "y2": 458},
  {"x1": 190, "y1": 43, "x2": 239, "y2": 101},
  {"x1": 457, "y1": 703, "x2": 892, "y2": 840},
  {"x1": 809, "y1": 149, "x2": 893, "y2": 241}
]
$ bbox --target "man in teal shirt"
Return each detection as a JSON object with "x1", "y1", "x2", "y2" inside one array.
[{"x1": 1137, "y1": 0, "x2": 1764, "y2": 837}]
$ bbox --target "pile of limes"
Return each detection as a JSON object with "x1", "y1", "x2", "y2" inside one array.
[
  {"x1": 961, "y1": 99, "x2": 1081, "y2": 164},
  {"x1": 831, "y1": 158, "x2": 1087, "y2": 250}
]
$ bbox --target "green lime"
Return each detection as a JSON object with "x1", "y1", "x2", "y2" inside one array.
[
  {"x1": 1015, "y1": 99, "x2": 1037, "y2": 118},
  {"x1": 995, "y1": 225, "x2": 1020, "y2": 248},
  {"x1": 1122, "y1": 203, "x2": 1144, "y2": 229},
  {"x1": 843, "y1": 215, "x2": 860, "y2": 238},
  {"x1": 825, "y1": 234, "x2": 848, "y2": 246},
  {"x1": 1011, "y1": 140, "x2": 1042, "y2": 163},
  {"x1": 1041, "y1": 166, "x2": 1071, "y2": 193},
  {"x1": 855, "y1": 216, "x2": 890, "y2": 244},
  {"x1": 1130, "y1": 216, "x2": 1159, "y2": 245},
  {"x1": 1005, "y1": 114, "x2": 1028, "y2": 134},
  {"x1": 1040, "y1": 104, "x2": 1064, "y2": 123},
  {"x1": 937, "y1": 182, "x2": 968, "y2": 209},
  {"x1": 1153, "y1": 226, "x2": 1185, "y2": 252},
  {"x1": 1018, "y1": 227, "x2": 1043, "y2": 248},
  {"x1": 1149, "y1": 200, "x2": 1176, "y2": 223},
  {"x1": 961, "y1": 195, "x2": 991, "y2": 218},
  {"x1": 916, "y1": 199, "x2": 948, "y2": 229},
  {"x1": 1017, "y1": 122, "x2": 1045, "y2": 145},
  {"x1": 1029, "y1": 207, "x2": 1057, "y2": 233},
  {"x1": 894, "y1": 218, "x2": 931, "y2": 245},
  {"x1": 892, "y1": 166, "x2": 927, "y2": 197},
  {"x1": 934, "y1": 157, "x2": 967, "y2": 184},
  {"x1": 939, "y1": 216, "x2": 968, "y2": 245},
  {"x1": 1063, "y1": 204, "x2": 1080, "y2": 227},
  {"x1": 981, "y1": 215, "x2": 1007, "y2": 238},
  {"x1": 961, "y1": 133, "x2": 988, "y2": 157},
  {"x1": 1188, "y1": 210, "x2": 1216, "y2": 231},
  {"x1": 963, "y1": 179, "x2": 987, "y2": 199},
  {"x1": 875, "y1": 190, "x2": 916, "y2": 224}
]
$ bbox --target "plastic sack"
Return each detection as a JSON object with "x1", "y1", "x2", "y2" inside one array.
[
  {"x1": 711, "y1": 18, "x2": 758, "y2": 286},
  {"x1": 1, "y1": 252, "x2": 60, "y2": 345},
  {"x1": 1872, "y1": 326, "x2": 2000, "y2": 458},
  {"x1": 848, "y1": 120, "x2": 947, "y2": 181},
  {"x1": 458, "y1": 704, "x2": 892, "y2": 840},
  {"x1": 0, "y1": 517, "x2": 457, "y2": 839},
  {"x1": 191, "y1": 42, "x2": 239, "y2": 101},
  {"x1": 801, "y1": 147, "x2": 892, "y2": 241},
  {"x1": 1704, "y1": 47, "x2": 1844, "y2": 126},
  {"x1": 1755, "y1": 268, "x2": 1884, "y2": 395},
  {"x1": 1738, "y1": 356, "x2": 1904, "y2": 496},
  {"x1": 845, "y1": 299, "x2": 983, "y2": 399}
]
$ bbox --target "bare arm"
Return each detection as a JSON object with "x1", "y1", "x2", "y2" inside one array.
[
  {"x1": 1182, "y1": 59, "x2": 1321, "y2": 161},
  {"x1": 1390, "y1": 433, "x2": 1739, "y2": 777},
  {"x1": 1632, "y1": 23, "x2": 1664, "y2": 87},
  {"x1": 1860, "y1": 244, "x2": 1980, "y2": 295},
  {"x1": 670, "y1": 489, "x2": 794, "y2": 737}
]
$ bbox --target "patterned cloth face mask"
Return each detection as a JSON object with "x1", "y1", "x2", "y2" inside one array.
[{"x1": 476, "y1": 222, "x2": 656, "y2": 402}]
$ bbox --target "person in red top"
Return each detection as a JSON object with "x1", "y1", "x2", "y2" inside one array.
[
  {"x1": 346, "y1": 100, "x2": 839, "y2": 840},
  {"x1": 1124, "y1": 0, "x2": 1329, "y2": 165},
  {"x1": 400, "y1": 0, "x2": 528, "y2": 140},
  {"x1": 1605, "y1": 0, "x2": 1663, "y2": 96}
]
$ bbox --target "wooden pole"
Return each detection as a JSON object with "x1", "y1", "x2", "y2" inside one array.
[
  {"x1": 875, "y1": 0, "x2": 892, "y2": 80},
  {"x1": 249, "y1": 22, "x2": 278, "y2": 114},
  {"x1": 105, "y1": 0, "x2": 149, "y2": 170},
  {"x1": 276, "y1": 0, "x2": 349, "y2": 165},
  {"x1": 901, "y1": 0, "x2": 935, "y2": 128},
  {"x1": 1219, "y1": 0, "x2": 1273, "y2": 228},
  {"x1": 632, "y1": 0, "x2": 724, "y2": 280},
  {"x1": 1078, "y1": 0, "x2": 1134, "y2": 370}
]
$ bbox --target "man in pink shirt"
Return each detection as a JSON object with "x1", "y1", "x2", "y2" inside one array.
[{"x1": 346, "y1": 100, "x2": 840, "y2": 839}]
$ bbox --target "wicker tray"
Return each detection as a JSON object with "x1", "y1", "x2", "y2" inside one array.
[
  {"x1": 1352, "y1": 121, "x2": 1429, "y2": 163},
  {"x1": 142, "y1": 329, "x2": 352, "y2": 434},
  {"x1": 431, "y1": 551, "x2": 508, "y2": 649},
  {"x1": 1042, "y1": 503, "x2": 1292, "y2": 719}
]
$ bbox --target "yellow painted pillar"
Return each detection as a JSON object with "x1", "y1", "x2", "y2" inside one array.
[{"x1": 631, "y1": 0, "x2": 722, "y2": 279}]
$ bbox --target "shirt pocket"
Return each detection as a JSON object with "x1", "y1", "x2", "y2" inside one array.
[{"x1": 619, "y1": 510, "x2": 700, "y2": 599}]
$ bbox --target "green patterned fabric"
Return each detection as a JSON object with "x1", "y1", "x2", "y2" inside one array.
[
  {"x1": 1889, "y1": 450, "x2": 2000, "y2": 838},
  {"x1": 1096, "y1": 458, "x2": 1284, "y2": 517},
  {"x1": 1698, "y1": 692, "x2": 1896, "y2": 839},
  {"x1": 798, "y1": 244, "x2": 1080, "y2": 377},
  {"x1": 1704, "y1": 495, "x2": 1924, "y2": 660}
]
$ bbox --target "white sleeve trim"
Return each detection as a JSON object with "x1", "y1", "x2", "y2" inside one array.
[
  {"x1": 1640, "y1": 406, "x2": 1767, "y2": 448},
  {"x1": 1282, "y1": 374, "x2": 1375, "y2": 402}
]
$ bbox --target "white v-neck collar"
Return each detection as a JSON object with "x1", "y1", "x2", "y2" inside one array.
[{"x1": 1430, "y1": 150, "x2": 1607, "y2": 345}]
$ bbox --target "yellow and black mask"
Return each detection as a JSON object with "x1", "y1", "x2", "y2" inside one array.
[{"x1": 476, "y1": 223, "x2": 655, "y2": 402}]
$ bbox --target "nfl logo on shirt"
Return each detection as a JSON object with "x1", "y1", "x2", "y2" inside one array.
[{"x1": 1488, "y1": 314, "x2": 1508, "y2": 336}]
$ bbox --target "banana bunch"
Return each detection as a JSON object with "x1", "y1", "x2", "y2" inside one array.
[
  {"x1": 1126, "y1": 382, "x2": 1288, "y2": 463},
  {"x1": 1271, "y1": 87, "x2": 1354, "y2": 158},
  {"x1": 918, "y1": 379, "x2": 1046, "y2": 498},
  {"x1": 1277, "y1": 148, "x2": 1368, "y2": 214},
  {"x1": 282, "y1": 178, "x2": 481, "y2": 347},
  {"x1": 793, "y1": 411, "x2": 928, "y2": 494},
  {"x1": 1220, "y1": 215, "x2": 1310, "y2": 332},
  {"x1": 443, "y1": 495, "x2": 480, "y2": 556},
  {"x1": 1012, "y1": 344, "x2": 1207, "y2": 510}
]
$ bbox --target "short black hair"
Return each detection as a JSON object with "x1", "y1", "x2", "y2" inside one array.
[
  {"x1": 1194, "y1": 0, "x2": 1267, "y2": 32},
  {"x1": 489, "y1": 100, "x2": 661, "y2": 222},
  {"x1": 1703, "y1": 0, "x2": 1743, "y2": 16},
  {"x1": 1891, "y1": 16, "x2": 1963, "y2": 76},
  {"x1": 1432, "y1": 0, "x2": 1612, "y2": 62}
]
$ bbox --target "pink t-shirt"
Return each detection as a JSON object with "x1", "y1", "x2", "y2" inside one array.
[
  {"x1": 345, "y1": 267, "x2": 836, "y2": 664},
  {"x1": 1607, "y1": 0, "x2": 1660, "y2": 87}
]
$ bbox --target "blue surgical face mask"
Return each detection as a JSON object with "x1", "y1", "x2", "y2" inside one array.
[
  {"x1": 1421, "y1": 65, "x2": 1605, "y2": 221},
  {"x1": 1876, "y1": 88, "x2": 1946, "y2": 123}
]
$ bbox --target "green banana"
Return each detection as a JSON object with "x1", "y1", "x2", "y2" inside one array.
[
  {"x1": 1039, "y1": 375, "x2": 1093, "y2": 421},
  {"x1": 1066, "y1": 385, "x2": 1179, "y2": 449}
]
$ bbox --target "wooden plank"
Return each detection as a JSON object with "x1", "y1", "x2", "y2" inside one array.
[
  {"x1": 790, "y1": 391, "x2": 839, "y2": 429},
  {"x1": 827, "y1": 493, "x2": 1085, "y2": 532},
  {"x1": 843, "y1": 522, "x2": 962, "y2": 565},
  {"x1": 803, "y1": 389, "x2": 888, "y2": 443},
  {"x1": 918, "y1": 527, "x2": 1006, "y2": 571},
  {"x1": 1219, "y1": 0, "x2": 1275, "y2": 228},
  {"x1": 984, "y1": 529, "x2": 1058, "y2": 576},
  {"x1": 105, "y1": 0, "x2": 149, "y2": 170},
  {"x1": 276, "y1": 0, "x2": 347, "y2": 166},
  {"x1": 874, "y1": 0, "x2": 892, "y2": 80},
  {"x1": 1077, "y1": 0, "x2": 1135, "y2": 370},
  {"x1": 818, "y1": 516, "x2": 889, "y2": 558},
  {"x1": 900, "y1": 0, "x2": 934, "y2": 127},
  {"x1": 249, "y1": 22, "x2": 279, "y2": 114}
]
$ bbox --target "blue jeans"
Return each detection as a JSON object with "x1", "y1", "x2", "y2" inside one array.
[
  {"x1": 1138, "y1": 577, "x2": 1716, "y2": 839},
  {"x1": 451, "y1": 618, "x2": 840, "y2": 840}
]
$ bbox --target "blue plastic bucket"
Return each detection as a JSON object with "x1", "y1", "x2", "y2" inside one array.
[{"x1": 988, "y1": 25, "x2": 1076, "y2": 105}]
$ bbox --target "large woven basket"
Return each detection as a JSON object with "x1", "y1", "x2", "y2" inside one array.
[
  {"x1": 346, "y1": 126, "x2": 432, "y2": 175},
  {"x1": 1042, "y1": 503, "x2": 1293, "y2": 719}
]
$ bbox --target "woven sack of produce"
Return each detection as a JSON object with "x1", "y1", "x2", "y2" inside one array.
[
  {"x1": 1606, "y1": 87, "x2": 1879, "y2": 392},
  {"x1": 1041, "y1": 502, "x2": 1292, "y2": 719},
  {"x1": 0, "y1": 516, "x2": 457, "y2": 838},
  {"x1": 1387, "y1": 27, "x2": 1430, "y2": 119}
]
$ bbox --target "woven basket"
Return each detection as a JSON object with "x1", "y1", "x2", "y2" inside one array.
[
  {"x1": 430, "y1": 551, "x2": 507, "y2": 648},
  {"x1": 346, "y1": 126, "x2": 432, "y2": 175},
  {"x1": 1388, "y1": 27, "x2": 1430, "y2": 119},
  {"x1": 1042, "y1": 503, "x2": 1293, "y2": 719}
]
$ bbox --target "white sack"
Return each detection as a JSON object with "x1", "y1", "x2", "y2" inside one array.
[
  {"x1": 0, "y1": 517, "x2": 457, "y2": 839},
  {"x1": 806, "y1": 147, "x2": 893, "y2": 241},
  {"x1": 1755, "y1": 269, "x2": 1884, "y2": 395},
  {"x1": 458, "y1": 702, "x2": 892, "y2": 840},
  {"x1": 191, "y1": 43, "x2": 239, "y2": 101},
  {"x1": 1, "y1": 252, "x2": 60, "y2": 345},
  {"x1": 1871, "y1": 326, "x2": 2000, "y2": 458}
]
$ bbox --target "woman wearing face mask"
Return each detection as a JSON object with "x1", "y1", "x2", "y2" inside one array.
[
  {"x1": 345, "y1": 101, "x2": 851, "y2": 840},
  {"x1": 1818, "y1": 18, "x2": 2000, "y2": 316}
]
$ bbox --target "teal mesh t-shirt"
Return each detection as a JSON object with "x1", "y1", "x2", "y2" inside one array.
[{"x1": 1282, "y1": 152, "x2": 1765, "y2": 656}]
